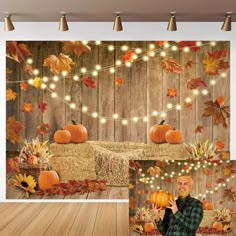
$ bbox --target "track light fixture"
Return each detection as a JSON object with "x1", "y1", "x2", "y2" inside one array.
[
  {"x1": 113, "y1": 13, "x2": 123, "y2": 31},
  {"x1": 59, "y1": 14, "x2": 69, "y2": 31},
  {"x1": 167, "y1": 13, "x2": 177, "y2": 31},
  {"x1": 221, "y1": 13, "x2": 231, "y2": 31},
  {"x1": 4, "y1": 15, "x2": 15, "y2": 31}
]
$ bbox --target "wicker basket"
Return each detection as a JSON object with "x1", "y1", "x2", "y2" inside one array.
[{"x1": 18, "y1": 162, "x2": 48, "y2": 182}]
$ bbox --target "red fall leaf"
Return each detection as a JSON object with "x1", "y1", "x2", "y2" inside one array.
[
  {"x1": 161, "y1": 57, "x2": 183, "y2": 74},
  {"x1": 38, "y1": 101, "x2": 47, "y2": 113},
  {"x1": 185, "y1": 59, "x2": 196, "y2": 69},
  {"x1": 177, "y1": 41, "x2": 201, "y2": 52},
  {"x1": 22, "y1": 103, "x2": 33, "y2": 113},
  {"x1": 195, "y1": 125, "x2": 204, "y2": 134},
  {"x1": 81, "y1": 77, "x2": 96, "y2": 88},
  {"x1": 187, "y1": 78, "x2": 207, "y2": 90},
  {"x1": 215, "y1": 141, "x2": 225, "y2": 150},
  {"x1": 20, "y1": 82, "x2": 28, "y2": 91},
  {"x1": 122, "y1": 50, "x2": 134, "y2": 62},
  {"x1": 184, "y1": 101, "x2": 193, "y2": 110},
  {"x1": 37, "y1": 122, "x2": 49, "y2": 134},
  {"x1": 115, "y1": 77, "x2": 123, "y2": 86},
  {"x1": 167, "y1": 88, "x2": 177, "y2": 98}
]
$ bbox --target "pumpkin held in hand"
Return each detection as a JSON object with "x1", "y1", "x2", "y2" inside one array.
[
  {"x1": 38, "y1": 170, "x2": 59, "y2": 190},
  {"x1": 150, "y1": 190, "x2": 174, "y2": 208},
  {"x1": 54, "y1": 129, "x2": 71, "y2": 144},
  {"x1": 149, "y1": 120, "x2": 172, "y2": 143},
  {"x1": 165, "y1": 129, "x2": 183, "y2": 144},
  {"x1": 64, "y1": 120, "x2": 87, "y2": 143}
]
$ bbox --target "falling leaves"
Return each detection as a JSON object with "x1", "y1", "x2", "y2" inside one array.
[
  {"x1": 161, "y1": 57, "x2": 183, "y2": 74},
  {"x1": 167, "y1": 88, "x2": 177, "y2": 98},
  {"x1": 122, "y1": 50, "x2": 134, "y2": 62},
  {"x1": 6, "y1": 116, "x2": 24, "y2": 144},
  {"x1": 43, "y1": 53, "x2": 75, "y2": 75},
  {"x1": 6, "y1": 68, "x2": 12, "y2": 81},
  {"x1": 115, "y1": 77, "x2": 123, "y2": 86},
  {"x1": 177, "y1": 41, "x2": 201, "y2": 52},
  {"x1": 62, "y1": 41, "x2": 91, "y2": 57},
  {"x1": 203, "y1": 49, "x2": 229, "y2": 75},
  {"x1": 147, "y1": 166, "x2": 161, "y2": 177},
  {"x1": 195, "y1": 125, "x2": 204, "y2": 134},
  {"x1": 129, "y1": 161, "x2": 141, "y2": 171},
  {"x1": 215, "y1": 141, "x2": 225, "y2": 150},
  {"x1": 6, "y1": 157, "x2": 20, "y2": 174},
  {"x1": 6, "y1": 89, "x2": 17, "y2": 101},
  {"x1": 81, "y1": 77, "x2": 96, "y2": 88},
  {"x1": 184, "y1": 101, "x2": 193, "y2": 110},
  {"x1": 223, "y1": 188, "x2": 236, "y2": 202},
  {"x1": 37, "y1": 122, "x2": 49, "y2": 134},
  {"x1": 22, "y1": 103, "x2": 33, "y2": 113},
  {"x1": 187, "y1": 78, "x2": 207, "y2": 90},
  {"x1": 20, "y1": 82, "x2": 28, "y2": 91},
  {"x1": 185, "y1": 59, "x2": 195, "y2": 69},
  {"x1": 202, "y1": 97, "x2": 230, "y2": 128},
  {"x1": 6, "y1": 41, "x2": 32, "y2": 63},
  {"x1": 38, "y1": 101, "x2": 47, "y2": 113}
]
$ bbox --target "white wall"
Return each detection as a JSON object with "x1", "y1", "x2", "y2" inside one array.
[{"x1": 0, "y1": 22, "x2": 235, "y2": 201}]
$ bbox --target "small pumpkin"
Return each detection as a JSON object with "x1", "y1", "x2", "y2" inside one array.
[
  {"x1": 205, "y1": 202, "x2": 214, "y2": 210},
  {"x1": 54, "y1": 129, "x2": 71, "y2": 144},
  {"x1": 149, "y1": 120, "x2": 172, "y2": 144},
  {"x1": 144, "y1": 222, "x2": 155, "y2": 233},
  {"x1": 212, "y1": 222, "x2": 223, "y2": 232},
  {"x1": 165, "y1": 129, "x2": 183, "y2": 144},
  {"x1": 150, "y1": 190, "x2": 174, "y2": 208},
  {"x1": 38, "y1": 170, "x2": 59, "y2": 190},
  {"x1": 64, "y1": 120, "x2": 87, "y2": 143},
  {"x1": 27, "y1": 155, "x2": 38, "y2": 165}
]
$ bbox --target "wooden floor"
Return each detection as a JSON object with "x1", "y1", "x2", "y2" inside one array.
[
  {"x1": 0, "y1": 203, "x2": 129, "y2": 236},
  {"x1": 6, "y1": 186, "x2": 128, "y2": 199}
]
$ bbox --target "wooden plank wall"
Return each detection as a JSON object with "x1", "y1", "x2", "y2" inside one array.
[
  {"x1": 129, "y1": 160, "x2": 236, "y2": 214},
  {"x1": 6, "y1": 41, "x2": 230, "y2": 151}
]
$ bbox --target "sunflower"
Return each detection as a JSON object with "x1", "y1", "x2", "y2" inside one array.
[{"x1": 13, "y1": 173, "x2": 37, "y2": 198}]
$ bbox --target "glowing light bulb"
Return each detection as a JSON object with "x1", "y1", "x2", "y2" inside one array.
[
  {"x1": 164, "y1": 42, "x2": 170, "y2": 48},
  {"x1": 121, "y1": 45, "x2": 129, "y2": 51},
  {"x1": 152, "y1": 111, "x2": 158, "y2": 116},
  {"x1": 183, "y1": 47, "x2": 190, "y2": 52},
  {"x1": 135, "y1": 48, "x2": 142, "y2": 54},
  {"x1": 196, "y1": 41, "x2": 202, "y2": 46},
  {"x1": 95, "y1": 41, "x2": 101, "y2": 45},
  {"x1": 175, "y1": 104, "x2": 181, "y2": 110},
  {"x1": 49, "y1": 83, "x2": 56, "y2": 89},
  {"x1": 160, "y1": 112, "x2": 166, "y2": 118},
  {"x1": 65, "y1": 95, "x2": 71, "y2": 101},
  {"x1": 81, "y1": 67, "x2": 87, "y2": 73},
  {"x1": 41, "y1": 83, "x2": 47, "y2": 89},
  {"x1": 185, "y1": 97, "x2": 192, "y2": 103},
  {"x1": 92, "y1": 71, "x2": 98, "y2": 76},
  {"x1": 113, "y1": 114, "x2": 119, "y2": 119},
  {"x1": 122, "y1": 120, "x2": 128, "y2": 125},
  {"x1": 51, "y1": 92, "x2": 57, "y2": 98},
  {"x1": 201, "y1": 89, "x2": 208, "y2": 95},
  {"x1": 42, "y1": 76, "x2": 48, "y2": 82},
  {"x1": 61, "y1": 71, "x2": 68, "y2": 76},
  {"x1": 132, "y1": 117, "x2": 139, "y2": 122},
  {"x1": 53, "y1": 76, "x2": 59, "y2": 82},
  {"x1": 101, "y1": 118, "x2": 106, "y2": 124},
  {"x1": 125, "y1": 62, "x2": 132, "y2": 67},
  {"x1": 192, "y1": 89, "x2": 199, "y2": 95},
  {"x1": 149, "y1": 44, "x2": 155, "y2": 49},
  {"x1": 73, "y1": 75, "x2": 79, "y2": 81},
  {"x1": 210, "y1": 41, "x2": 216, "y2": 46},
  {"x1": 95, "y1": 65, "x2": 101, "y2": 70},
  {"x1": 160, "y1": 51, "x2": 166, "y2": 57},
  {"x1": 171, "y1": 45, "x2": 178, "y2": 51},
  {"x1": 221, "y1": 72, "x2": 227, "y2": 78},
  {"x1": 26, "y1": 58, "x2": 33, "y2": 64},
  {"x1": 70, "y1": 103, "x2": 76, "y2": 109},
  {"x1": 116, "y1": 60, "x2": 122, "y2": 66},
  {"x1": 210, "y1": 79, "x2": 216, "y2": 85},
  {"x1": 143, "y1": 117, "x2": 149, "y2": 122},
  {"x1": 82, "y1": 106, "x2": 88, "y2": 112},
  {"x1": 109, "y1": 67, "x2": 115, "y2": 73},
  {"x1": 33, "y1": 69, "x2": 39, "y2": 75},
  {"x1": 167, "y1": 103, "x2": 173, "y2": 109},
  {"x1": 108, "y1": 45, "x2": 114, "y2": 51},
  {"x1": 143, "y1": 55, "x2": 149, "y2": 61},
  {"x1": 92, "y1": 112, "x2": 98, "y2": 118}
]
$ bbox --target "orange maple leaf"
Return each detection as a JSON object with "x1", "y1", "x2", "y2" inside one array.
[
  {"x1": 187, "y1": 78, "x2": 207, "y2": 90},
  {"x1": 156, "y1": 41, "x2": 166, "y2": 47},
  {"x1": 161, "y1": 57, "x2": 183, "y2": 74},
  {"x1": 6, "y1": 89, "x2": 17, "y2": 101},
  {"x1": 20, "y1": 82, "x2": 28, "y2": 91},
  {"x1": 167, "y1": 88, "x2": 177, "y2": 98},
  {"x1": 122, "y1": 50, "x2": 134, "y2": 62},
  {"x1": 215, "y1": 141, "x2": 225, "y2": 150},
  {"x1": 62, "y1": 41, "x2": 91, "y2": 57},
  {"x1": 6, "y1": 41, "x2": 31, "y2": 63},
  {"x1": 43, "y1": 53, "x2": 75, "y2": 75},
  {"x1": 216, "y1": 96, "x2": 225, "y2": 106},
  {"x1": 6, "y1": 116, "x2": 24, "y2": 144},
  {"x1": 6, "y1": 157, "x2": 20, "y2": 174},
  {"x1": 203, "y1": 49, "x2": 229, "y2": 75},
  {"x1": 184, "y1": 101, "x2": 193, "y2": 110},
  {"x1": 115, "y1": 77, "x2": 123, "y2": 86},
  {"x1": 22, "y1": 103, "x2": 33, "y2": 113}
]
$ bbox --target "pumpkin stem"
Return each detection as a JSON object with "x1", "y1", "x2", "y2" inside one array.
[
  {"x1": 159, "y1": 120, "x2": 165, "y2": 125},
  {"x1": 71, "y1": 120, "x2": 77, "y2": 125}
]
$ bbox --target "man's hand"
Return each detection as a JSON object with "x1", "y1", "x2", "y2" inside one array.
[
  {"x1": 152, "y1": 203, "x2": 162, "y2": 221},
  {"x1": 166, "y1": 199, "x2": 178, "y2": 214}
]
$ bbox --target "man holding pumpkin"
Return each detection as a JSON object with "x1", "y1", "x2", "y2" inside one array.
[{"x1": 152, "y1": 175, "x2": 203, "y2": 236}]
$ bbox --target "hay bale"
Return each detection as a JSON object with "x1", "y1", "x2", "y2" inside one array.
[{"x1": 93, "y1": 145, "x2": 144, "y2": 186}]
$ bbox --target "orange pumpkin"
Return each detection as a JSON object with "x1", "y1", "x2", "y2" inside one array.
[
  {"x1": 150, "y1": 190, "x2": 174, "y2": 208},
  {"x1": 205, "y1": 202, "x2": 214, "y2": 210},
  {"x1": 144, "y1": 222, "x2": 155, "y2": 233},
  {"x1": 64, "y1": 120, "x2": 87, "y2": 143},
  {"x1": 38, "y1": 170, "x2": 59, "y2": 190},
  {"x1": 149, "y1": 120, "x2": 172, "y2": 143},
  {"x1": 165, "y1": 129, "x2": 183, "y2": 144},
  {"x1": 54, "y1": 129, "x2": 71, "y2": 144},
  {"x1": 212, "y1": 222, "x2": 223, "y2": 231},
  {"x1": 27, "y1": 155, "x2": 38, "y2": 165}
]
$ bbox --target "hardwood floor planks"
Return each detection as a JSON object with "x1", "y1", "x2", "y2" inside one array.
[
  {"x1": 68, "y1": 203, "x2": 99, "y2": 236},
  {"x1": 93, "y1": 203, "x2": 117, "y2": 236},
  {"x1": 44, "y1": 203, "x2": 82, "y2": 236},
  {"x1": 117, "y1": 203, "x2": 129, "y2": 236},
  {"x1": 19, "y1": 203, "x2": 63, "y2": 236}
]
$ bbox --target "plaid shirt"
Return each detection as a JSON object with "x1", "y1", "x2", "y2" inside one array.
[{"x1": 155, "y1": 195, "x2": 203, "y2": 236}]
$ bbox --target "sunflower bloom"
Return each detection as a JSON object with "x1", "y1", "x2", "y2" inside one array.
[{"x1": 13, "y1": 173, "x2": 36, "y2": 198}]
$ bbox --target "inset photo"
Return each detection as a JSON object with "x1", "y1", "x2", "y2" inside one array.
[{"x1": 129, "y1": 160, "x2": 236, "y2": 235}]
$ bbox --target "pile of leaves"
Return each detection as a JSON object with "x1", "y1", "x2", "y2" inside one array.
[{"x1": 36, "y1": 179, "x2": 107, "y2": 196}]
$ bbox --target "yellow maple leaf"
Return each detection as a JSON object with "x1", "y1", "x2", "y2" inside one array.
[
  {"x1": 43, "y1": 53, "x2": 75, "y2": 75},
  {"x1": 6, "y1": 89, "x2": 17, "y2": 101},
  {"x1": 203, "y1": 56, "x2": 219, "y2": 75},
  {"x1": 6, "y1": 116, "x2": 24, "y2": 144},
  {"x1": 63, "y1": 41, "x2": 91, "y2": 57}
]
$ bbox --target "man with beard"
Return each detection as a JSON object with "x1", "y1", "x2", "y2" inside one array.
[{"x1": 152, "y1": 175, "x2": 203, "y2": 236}]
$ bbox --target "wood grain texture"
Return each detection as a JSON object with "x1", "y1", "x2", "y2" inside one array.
[{"x1": 6, "y1": 41, "x2": 230, "y2": 150}]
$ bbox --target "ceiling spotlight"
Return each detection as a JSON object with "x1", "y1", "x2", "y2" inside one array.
[
  {"x1": 113, "y1": 14, "x2": 123, "y2": 31},
  {"x1": 4, "y1": 15, "x2": 15, "y2": 31},
  {"x1": 221, "y1": 13, "x2": 231, "y2": 31},
  {"x1": 167, "y1": 13, "x2": 177, "y2": 31},
  {"x1": 59, "y1": 14, "x2": 69, "y2": 31}
]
